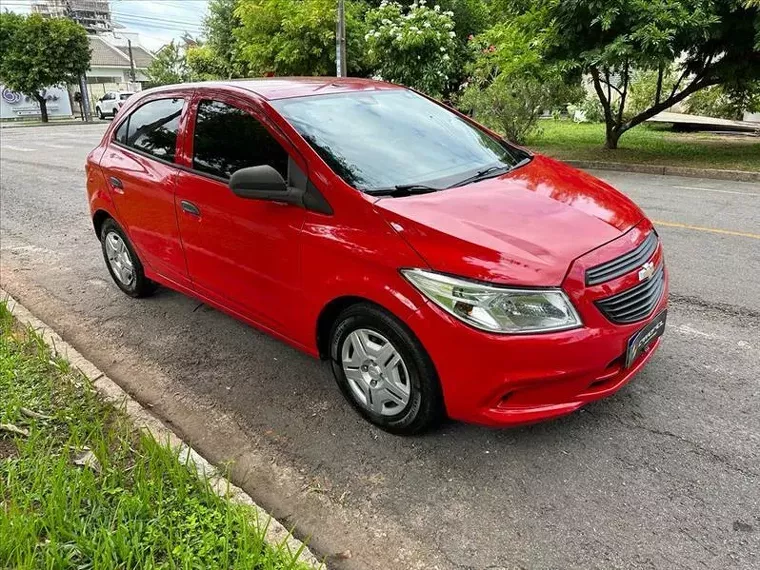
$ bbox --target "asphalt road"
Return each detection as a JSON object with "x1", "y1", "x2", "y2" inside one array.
[{"x1": 1, "y1": 123, "x2": 759, "y2": 570}]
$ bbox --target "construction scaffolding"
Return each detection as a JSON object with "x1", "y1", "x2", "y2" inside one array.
[{"x1": 31, "y1": 0, "x2": 112, "y2": 33}]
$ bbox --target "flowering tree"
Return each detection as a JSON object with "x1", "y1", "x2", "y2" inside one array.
[{"x1": 365, "y1": 1, "x2": 459, "y2": 97}]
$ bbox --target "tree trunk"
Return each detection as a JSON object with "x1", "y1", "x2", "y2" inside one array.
[
  {"x1": 605, "y1": 129, "x2": 621, "y2": 149},
  {"x1": 34, "y1": 92, "x2": 49, "y2": 123}
]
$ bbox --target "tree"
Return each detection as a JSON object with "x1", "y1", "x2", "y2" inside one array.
[
  {"x1": 364, "y1": 1, "x2": 459, "y2": 97},
  {"x1": 459, "y1": 15, "x2": 582, "y2": 143},
  {"x1": 0, "y1": 13, "x2": 89, "y2": 123},
  {"x1": 234, "y1": 0, "x2": 367, "y2": 77},
  {"x1": 204, "y1": 0, "x2": 245, "y2": 78},
  {"x1": 543, "y1": 0, "x2": 760, "y2": 148},
  {"x1": 186, "y1": 45, "x2": 227, "y2": 81},
  {"x1": 146, "y1": 41, "x2": 191, "y2": 86}
]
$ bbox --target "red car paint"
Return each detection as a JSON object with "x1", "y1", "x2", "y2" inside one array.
[{"x1": 86, "y1": 78, "x2": 667, "y2": 427}]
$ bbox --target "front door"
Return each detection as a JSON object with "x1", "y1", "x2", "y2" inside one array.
[
  {"x1": 99, "y1": 96, "x2": 189, "y2": 285},
  {"x1": 174, "y1": 95, "x2": 306, "y2": 331}
]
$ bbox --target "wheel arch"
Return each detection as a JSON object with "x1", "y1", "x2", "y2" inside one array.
[
  {"x1": 316, "y1": 296, "x2": 369, "y2": 360},
  {"x1": 315, "y1": 294, "x2": 427, "y2": 361},
  {"x1": 92, "y1": 209, "x2": 113, "y2": 238}
]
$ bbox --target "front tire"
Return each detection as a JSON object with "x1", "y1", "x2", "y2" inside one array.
[
  {"x1": 96, "y1": 106, "x2": 104, "y2": 120},
  {"x1": 100, "y1": 218, "x2": 156, "y2": 298},
  {"x1": 329, "y1": 303, "x2": 444, "y2": 435}
]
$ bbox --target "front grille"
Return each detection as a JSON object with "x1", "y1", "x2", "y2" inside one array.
[
  {"x1": 595, "y1": 264, "x2": 665, "y2": 324},
  {"x1": 586, "y1": 232, "x2": 658, "y2": 285}
]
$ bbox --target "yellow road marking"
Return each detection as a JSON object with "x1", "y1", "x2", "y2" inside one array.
[{"x1": 652, "y1": 220, "x2": 760, "y2": 240}]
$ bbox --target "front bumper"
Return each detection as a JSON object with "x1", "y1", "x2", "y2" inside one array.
[{"x1": 405, "y1": 221, "x2": 668, "y2": 427}]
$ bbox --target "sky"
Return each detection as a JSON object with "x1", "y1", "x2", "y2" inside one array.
[{"x1": 2, "y1": 0, "x2": 210, "y2": 51}]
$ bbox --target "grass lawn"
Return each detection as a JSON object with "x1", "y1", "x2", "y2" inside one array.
[
  {"x1": 0, "y1": 302, "x2": 313, "y2": 570},
  {"x1": 526, "y1": 120, "x2": 760, "y2": 172}
]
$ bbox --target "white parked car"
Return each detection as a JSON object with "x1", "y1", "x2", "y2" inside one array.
[{"x1": 95, "y1": 91, "x2": 134, "y2": 119}]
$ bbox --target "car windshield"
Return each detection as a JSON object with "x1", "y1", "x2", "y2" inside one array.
[
  {"x1": 271, "y1": 90, "x2": 529, "y2": 192},
  {"x1": 120, "y1": 93, "x2": 133, "y2": 100}
]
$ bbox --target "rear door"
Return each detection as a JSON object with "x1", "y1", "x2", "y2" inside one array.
[
  {"x1": 173, "y1": 93, "x2": 306, "y2": 330},
  {"x1": 99, "y1": 95, "x2": 190, "y2": 286}
]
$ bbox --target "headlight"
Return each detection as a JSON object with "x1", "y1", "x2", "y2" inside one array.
[{"x1": 401, "y1": 269, "x2": 582, "y2": 334}]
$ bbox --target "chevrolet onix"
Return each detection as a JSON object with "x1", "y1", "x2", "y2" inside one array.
[{"x1": 85, "y1": 78, "x2": 668, "y2": 434}]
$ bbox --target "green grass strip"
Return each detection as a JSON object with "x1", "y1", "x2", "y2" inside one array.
[
  {"x1": 0, "y1": 302, "x2": 315, "y2": 570},
  {"x1": 527, "y1": 120, "x2": 760, "y2": 172}
]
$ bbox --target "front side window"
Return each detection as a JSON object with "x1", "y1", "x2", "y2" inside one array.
[
  {"x1": 192, "y1": 99, "x2": 288, "y2": 180},
  {"x1": 123, "y1": 98, "x2": 184, "y2": 162},
  {"x1": 272, "y1": 90, "x2": 529, "y2": 192}
]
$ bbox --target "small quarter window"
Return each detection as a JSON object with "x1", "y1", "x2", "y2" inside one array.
[{"x1": 114, "y1": 117, "x2": 129, "y2": 144}]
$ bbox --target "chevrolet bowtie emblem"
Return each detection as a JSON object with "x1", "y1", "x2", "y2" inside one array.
[{"x1": 638, "y1": 261, "x2": 655, "y2": 282}]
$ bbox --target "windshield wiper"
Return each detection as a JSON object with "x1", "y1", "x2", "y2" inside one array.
[
  {"x1": 449, "y1": 157, "x2": 532, "y2": 188},
  {"x1": 366, "y1": 184, "x2": 441, "y2": 197}
]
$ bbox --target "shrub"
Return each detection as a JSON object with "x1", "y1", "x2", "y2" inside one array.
[
  {"x1": 460, "y1": 77, "x2": 548, "y2": 143},
  {"x1": 364, "y1": 0, "x2": 459, "y2": 97},
  {"x1": 458, "y1": 18, "x2": 582, "y2": 143}
]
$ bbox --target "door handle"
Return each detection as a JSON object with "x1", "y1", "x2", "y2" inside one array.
[
  {"x1": 180, "y1": 200, "x2": 201, "y2": 216},
  {"x1": 109, "y1": 176, "x2": 124, "y2": 191}
]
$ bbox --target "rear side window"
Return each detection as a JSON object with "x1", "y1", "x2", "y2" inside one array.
[
  {"x1": 192, "y1": 99, "x2": 288, "y2": 180},
  {"x1": 121, "y1": 98, "x2": 184, "y2": 162}
]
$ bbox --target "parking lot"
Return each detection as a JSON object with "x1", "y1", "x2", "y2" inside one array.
[{"x1": 1, "y1": 122, "x2": 758, "y2": 569}]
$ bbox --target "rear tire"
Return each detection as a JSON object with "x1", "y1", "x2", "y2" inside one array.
[
  {"x1": 100, "y1": 218, "x2": 157, "y2": 298},
  {"x1": 329, "y1": 303, "x2": 444, "y2": 435}
]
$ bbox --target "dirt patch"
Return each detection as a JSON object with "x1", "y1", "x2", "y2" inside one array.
[{"x1": 0, "y1": 438, "x2": 17, "y2": 461}]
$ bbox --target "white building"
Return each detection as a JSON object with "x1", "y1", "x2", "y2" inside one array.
[{"x1": 87, "y1": 34, "x2": 154, "y2": 91}]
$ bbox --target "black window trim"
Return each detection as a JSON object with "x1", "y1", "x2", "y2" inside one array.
[{"x1": 109, "y1": 92, "x2": 333, "y2": 214}]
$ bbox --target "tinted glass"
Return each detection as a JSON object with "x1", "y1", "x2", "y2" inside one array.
[
  {"x1": 272, "y1": 90, "x2": 528, "y2": 191},
  {"x1": 125, "y1": 98, "x2": 184, "y2": 162},
  {"x1": 114, "y1": 117, "x2": 129, "y2": 144},
  {"x1": 192, "y1": 99, "x2": 288, "y2": 180},
  {"x1": 120, "y1": 93, "x2": 133, "y2": 101}
]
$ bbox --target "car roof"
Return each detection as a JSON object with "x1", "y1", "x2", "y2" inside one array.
[{"x1": 138, "y1": 77, "x2": 405, "y2": 101}]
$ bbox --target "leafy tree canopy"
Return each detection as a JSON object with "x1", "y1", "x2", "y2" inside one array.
[
  {"x1": 146, "y1": 40, "x2": 191, "y2": 86},
  {"x1": 234, "y1": 0, "x2": 368, "y2": 77},
  {"x1": 204, "y1": 0, "x2": 246, "y2": 78},
  {"x1": 542, "y1": 0, "x2": 760, "y2": 147},
  {"x1": 0, "y1": 13, "x2": 90, "y2": 122}
]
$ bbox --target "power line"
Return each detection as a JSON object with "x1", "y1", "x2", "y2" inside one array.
[{"x1": 111, "y1": 10, "x2": 204, "y2": 27}]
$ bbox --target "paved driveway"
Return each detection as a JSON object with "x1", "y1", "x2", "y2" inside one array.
[{"x1": 1, "y1": 123, "x2": 758, "y2": 570}]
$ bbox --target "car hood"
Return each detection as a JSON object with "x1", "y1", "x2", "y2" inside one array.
[{"x1": 375, "y1": 155, "x2": 644, "y2": 287}]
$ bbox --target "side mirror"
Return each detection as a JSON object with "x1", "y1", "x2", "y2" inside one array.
[{"x1": 229, "y1": 165, "x2": 304, "y2": 206}]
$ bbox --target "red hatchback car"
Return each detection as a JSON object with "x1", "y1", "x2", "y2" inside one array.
[{"x1": 85, "y1": 78, "x2": 668, "y2": 434}]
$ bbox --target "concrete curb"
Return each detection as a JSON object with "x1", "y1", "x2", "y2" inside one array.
[
  {"x1": 0, "y1": 119, "x2": 108, "y2": 129},
  {"x1": 564, "y1": 159, "x2": 760, "y2": 183},
  {"x1": 2, "y1": 289, "x2": 323, "y2": 569}
]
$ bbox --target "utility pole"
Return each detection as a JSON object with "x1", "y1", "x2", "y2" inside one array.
[
  {"x1": 127, "y1": 38, "x2": 137, "y2": 87},
  {"x1": 336, "y1": 0, "x2": 347, "y2": 77},
  {"x1": 78, "y1": 74, "x2": 92, "y2": 122}
]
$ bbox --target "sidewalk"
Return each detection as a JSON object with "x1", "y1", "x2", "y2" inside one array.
[{"x1": 0, "y1": 118, "x2": 108, "y2": 129}]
